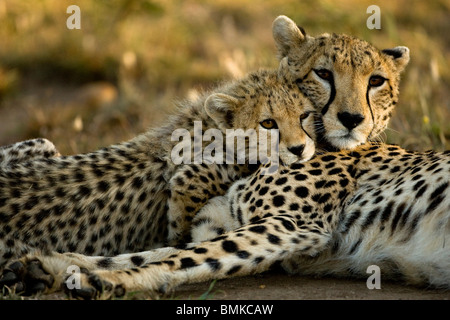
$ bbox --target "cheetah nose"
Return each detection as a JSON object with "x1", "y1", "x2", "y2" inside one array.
[
  {"x1": 288, "y1": 145, "x2": 305, "y2": 157},
  {"x1": 337, "y1": 112, "x2": 365, "y2": 130}
]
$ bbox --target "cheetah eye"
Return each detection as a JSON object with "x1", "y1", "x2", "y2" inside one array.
[
  {"x1": 300, "y1": 112, "x2": 311, "y2": 121},
  {"x1": 369, "y1": 75, "x2": 386, "y2": 87},
  {"x1": 314, "y1": 69, "x2": 333, "y2": 81},
  {"x1": 260, "y1": 119, "x2": 278, "y2": 129}
]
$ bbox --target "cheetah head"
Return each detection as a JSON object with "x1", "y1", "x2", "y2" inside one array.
[
  {"x1": 204, "y1": 61, "x2": 317, "y2": 166},
  {"x1": 272, "y1": 15, "x2": 410, "y2": 150}
]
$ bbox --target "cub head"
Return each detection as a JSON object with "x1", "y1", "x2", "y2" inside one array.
[
  {"x1": 205, "y1": 62, "x2": 317, "y2": 166},
  {"x1": 272, "y1": 15, "x2": 410, "y2": 150}
]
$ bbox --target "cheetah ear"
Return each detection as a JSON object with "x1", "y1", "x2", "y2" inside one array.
[
  {"x1": 382, "y1": 46, "x2": 410, "y2": 72},
  {"x1": 272, "y1": 15, "x2": 307, "y2": 59},
  {"x1": 277, "y1": 57, "x2": 290, "y2": 79},
  {"x1": 205, "y1": 93, "x2": 239, "y2": 128}
]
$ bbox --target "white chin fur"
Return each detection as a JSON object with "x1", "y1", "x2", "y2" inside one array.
[{"x1": 327, "y1": 136, "x2": 364, "y2": 150}]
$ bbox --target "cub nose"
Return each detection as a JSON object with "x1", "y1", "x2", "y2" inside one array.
[
  {"x1": 288, "y1": 145, "x2": 305, "y2": 157},
  {"x1": 337, "y1": 112, "x2": 365, "y2": 130}
]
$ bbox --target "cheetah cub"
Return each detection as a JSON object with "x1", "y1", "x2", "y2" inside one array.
[{"x1": 0, "y1": 58, "x2": 316, "y2": 273}]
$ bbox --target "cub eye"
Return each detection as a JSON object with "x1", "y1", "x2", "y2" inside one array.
[
  {"x1": 260, "y1": 119, "x2": 278, "y2": 129},
  {"x1": 314, "y1": 69, "x2": 333, "y2": 81},
  {"x1": 300, "y1": 112, "x2": 311, "y2": 121},
  {"x1": 369, "y1": 75, "x2": 386, "y2": 87}
]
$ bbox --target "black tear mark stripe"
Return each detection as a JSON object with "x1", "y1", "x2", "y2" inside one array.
[
  {"x1": 320, "y1": 74, "x2": 336, "y2": 116},
  {"x1": 365, "y1": 83, "x2": 375, "y2": 134}
]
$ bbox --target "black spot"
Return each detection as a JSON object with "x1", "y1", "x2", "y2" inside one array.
[
  {"x1": 206, "y1": 258, "x2": 221, "y2": 271},
  {"x1": 190, "y1": 196, "x2": 202, "y2": 203},
  {"x1": 302, "y1": 205, "x2": 312, "y2": 213},
  {"x1": 0, "y1": 212, "x2": 10, "y2": 224},
  {"x1": 138, "y1": 191, "x2": 147, "y2": 203},
  {"x1": 237, "y1": 250, "x2": 250, "y2": 259},
  {"x1": 163, "y1": 260, "x2": 175, "y2": 266},
  {"x1": 78, "y1": 185, "x2": 92, "y2": 198},
  {"x1": 412, "y1": 179, "x2": 425, "y2": 191},
  {"x1": 132, "y1": 176, "x2": 144, "y2": 189},
  {"x1": 361, "y1": 208, "x2": 379, "y2": 230},
  {"x1": 184, "y1": 170, "x2": 194, "y2": 179},
  {"x1": 342, "y1": 210, "x2": 361, "y2": 233},
  {"x1": 308, "y1": 169, "x2": 322, "y2": 176},
  {"x1": 321, "y1": 155, "x2": 336, "y2": 161},
  {"x1": 97, "y1": 180, "x2": 110, "y2": 193},
  {"x1": 294, "y1": 174, "x2": 307, "y2": 181},
  {"x1": 244, "y1": 191, "x2": 252, "y2": 203},
  {"x1": 348, "y1": 238, "x2": 362, "y2": 254},
  {"x1": 97, "y1": 258, "x2": 113, "y2": 268},
  {"x1": 295, "y1": 186, "x2": 309, "y2": 198},
  {"x1": 315, "y1": 180, "x2": 326, "y2": 188},
  {"x1": 24, "y1": 196, "x2": 39, "y2": 210},
  {"x1": 194, "y1": 247, "x2": 208, "y2": 254},
  {"x1": 226, "y1": 265, "x2": 242, "y2": 276},
  {"x1": 339, "y1": 178, "x2": 349, "y2": 187},
  {"x1": 265, "y1": 176, "x2": 274, "y2": 184},
  {"x1": 253, "y1": 256, "x2": 264, "y2": 265},
  {"x1": 222, "y1": 240, "x2": 238, "y2": 253},
  {"x1": 249, "y1": 225, "x2": 266, "y2": 234},
  {"x1": 277, "y1": 217, "x2": 295, "y2": 231},
  {"x1": 258, "y1": 186, "x2": 269, "y2": 196},
  {"x1": 275, "y1": 177, "x2": 288, "y2": 185},
  {"x1": 131, "y1": 255, "x2": 145, "y2": 267},
  {"x1": 180, "y1": 257, "x2": 197, "y2": 269},
  {"x1": 267, "y1": 233, "x2": 281, "y2": 245},
  {"x1": 380, "y1": 201, "x2": 394, "y2": 223},
  {"x1": 429, "y1": 182, "x2": 448, "y2": 202},
  {"x1": 291, "y1": 163, "x2": 305, "y2": 170},
  {"x1": 289, "y1": 203, "x2": 299, "y2": 211},
  {"x1": 272, "y1": 195, "x2": 285, "y2": 207},
  {"x1": 328, "y1": 168, "x2": 342, "y2": 175},
  {"x1": 391, "y1": 203, "x2": 406, "y2": 234},
  {"x1": 415, "y1": 184, "x2": 428, "y2": 199}
]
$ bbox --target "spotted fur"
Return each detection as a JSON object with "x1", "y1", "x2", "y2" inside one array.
[
  {"x1": 0, "y1": 61, "x2": 319, "y2": 272},
  {"x1": 3, "y1": 144, "x2": 447, "y2": 298}
]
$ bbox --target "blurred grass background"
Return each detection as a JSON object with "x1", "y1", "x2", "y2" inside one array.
[{"x1": 0, "y1": 0, "x2": 448, "y2": 155}]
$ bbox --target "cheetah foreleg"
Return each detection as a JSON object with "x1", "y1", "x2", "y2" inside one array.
[{"x1": 67, "y1": 216, "x2": 331, "y2": 299}]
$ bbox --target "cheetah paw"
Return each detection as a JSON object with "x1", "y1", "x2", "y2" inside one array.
[
  {"x1": 64, "y1": 271, "x2": 125, "y2": 300},
  {"x1": 0, "y1": 259, "x2": 54, "y2": 296}
]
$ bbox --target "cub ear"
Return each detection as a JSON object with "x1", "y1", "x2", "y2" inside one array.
[
  {"x1": 382, "y1": 46, "x2": 410, "y2": 72},
  {"x1": 272, "y1": 15, "x2": 307, "y2": 59},
  {"x1": 205, "y1": 93, "x2": 239, "y2": 128},
  {"x1": 277, "y1": 56, "x2": 291, "y2": 79}
]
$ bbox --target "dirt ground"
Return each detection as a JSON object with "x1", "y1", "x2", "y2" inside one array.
[{"x1": 171, "y1": 273, "x2": 450, "y2": 300}]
